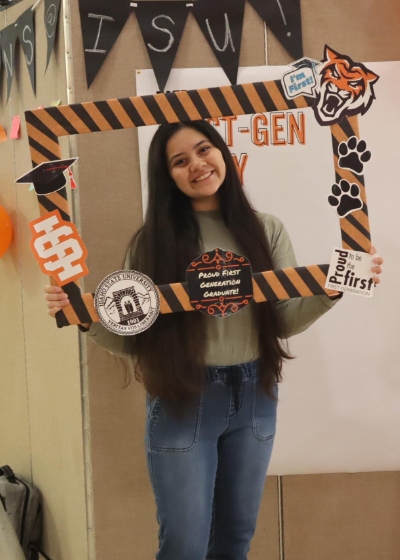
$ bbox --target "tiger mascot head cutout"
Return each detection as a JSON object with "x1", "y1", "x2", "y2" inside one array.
[{"x1": 313, "y1": 46, "x2": 379, "y2": 126}]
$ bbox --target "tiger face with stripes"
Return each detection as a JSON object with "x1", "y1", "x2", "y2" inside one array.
[{"x1": 313, "y1": 46, "x2": 379, "y2": 125}]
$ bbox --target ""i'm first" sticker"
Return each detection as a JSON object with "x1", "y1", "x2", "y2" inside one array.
[{"x1": 325, "y1": 247, "x2": 375, "y2": 297}]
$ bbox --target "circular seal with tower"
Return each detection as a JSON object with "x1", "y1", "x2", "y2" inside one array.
[{"x1": 94, "y1": 270, "x2": 160, "y2": 335}]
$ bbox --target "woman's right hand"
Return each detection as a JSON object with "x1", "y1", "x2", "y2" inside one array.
[
  {"x1": 45, "y1": 285, "x2": 91, "y2": 330},
  {"x1": 44, "y1": 285, "x2": 70, "y2": 317}
]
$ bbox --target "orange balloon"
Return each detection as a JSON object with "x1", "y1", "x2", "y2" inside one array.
[{"x1": 0, "y1": 206, "x2": 13, "y2": 257}]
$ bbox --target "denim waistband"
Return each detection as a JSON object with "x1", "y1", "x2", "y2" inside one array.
[{"x1": 206, "y1": 360, "x2": 259, "y2": 383}]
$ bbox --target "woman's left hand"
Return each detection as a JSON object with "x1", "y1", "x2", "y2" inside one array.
[{"x1": 370, "y1": 246, "x2": 384, "y2": 285}]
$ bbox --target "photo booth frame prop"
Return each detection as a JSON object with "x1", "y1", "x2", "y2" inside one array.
[{"x1": 24, "y1": 79, "x2": 371, "y2": 327}]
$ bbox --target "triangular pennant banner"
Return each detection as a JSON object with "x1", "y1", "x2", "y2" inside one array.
[
  {"x1": 247, "y1": 0, "x2": 303, "y2": 61},
  {"x1": 17, "y1": 7, "x2": 36, "y2": 93},
  {"x1": 0, "y1": 23, "x2": 18, "y2": 103},
  {"x1": 44, "y1": 0, "x2": 61, "y2": 70},
  {"x1": 78, "y1": 0, "x2": 131, "y2": 88},
  {"x1": 192, "y1": 0, "x2": 245, "y2": 85},
  {"x1": 135, "y1": 1, "x2": 191, "y2": 92}
]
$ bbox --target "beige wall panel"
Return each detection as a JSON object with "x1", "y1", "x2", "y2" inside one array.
[
  {"x1": 86, "y1": 346, "x2": 158, "y2": 560},
  {"x1": 267, "y1": 0, "x2": 400, "y2": 65},
  {"x1": 0, "y1": 120, "x2": 31, "y2": 479},
  {"x1": 282, "y1": 472, "x2": 400, "y2": 560},
  {"x1": 249, "y1": 477, "x2": 280, "y2": 560},
  {"x1": 0, "y1": 10, "x2": 8, "y2": 103},
  {"x1": 0, "y1": 1, "x2": 88, "y2": 558}
]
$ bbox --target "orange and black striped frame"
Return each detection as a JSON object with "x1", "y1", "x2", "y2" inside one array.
[{"x1": 24, "y1": 79, "x2": 371, "y2": 327}]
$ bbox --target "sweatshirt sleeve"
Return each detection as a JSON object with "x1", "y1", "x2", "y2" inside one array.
[
  {"x1": 82, "y1": 322, "x2": 135, "y2": 359},
  {"x1": 259, "y1": 213, "x2": 342, "y2": 338},
  {"x1": 80, "y1": 246, "x2": 137, "y2": 358}
]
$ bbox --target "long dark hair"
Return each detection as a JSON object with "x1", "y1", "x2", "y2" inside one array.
[{"x1": 128, "y1": 120, "x2": 291, "y2": 411}]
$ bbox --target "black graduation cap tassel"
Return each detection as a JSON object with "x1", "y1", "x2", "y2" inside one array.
[{"x1": 15, "y1": 158, "x2": 78, "y2": 195}]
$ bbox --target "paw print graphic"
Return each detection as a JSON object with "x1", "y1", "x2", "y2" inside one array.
[
  {"x1": 328, "y1": 180, "x2": 363, "y2": 217},
  {"x1": 338, "y1": 136, "x2": 371, "y2": 175}
]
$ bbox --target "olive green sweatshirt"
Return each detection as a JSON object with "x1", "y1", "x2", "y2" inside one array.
[{"x1": 84, "y1": 211, "x2": 340, "y2": 364}]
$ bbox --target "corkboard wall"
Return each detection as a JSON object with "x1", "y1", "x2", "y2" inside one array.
[
  {"x1": 67, "y1": 1, "x2": 400, "y2": 559},
  {"x1": 0, "y1": 2, "x2": 87, "y2": 559},
  {"x1": 282, "y1": 472, "x2": 400, "y2": 560},
  {"x1": 267, "y1": 0, "x2": 400, "y2": 65}
]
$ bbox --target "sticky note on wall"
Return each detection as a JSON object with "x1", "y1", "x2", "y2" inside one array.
[{"x1": 9, "y1": 116, "x2": 21, "y2": 140}]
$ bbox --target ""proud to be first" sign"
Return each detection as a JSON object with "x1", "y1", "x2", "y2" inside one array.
[{"x1": 325, "y1": 248, "x2": 375, "y2": 297}]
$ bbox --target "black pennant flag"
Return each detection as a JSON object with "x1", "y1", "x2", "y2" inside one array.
[
  {"x1": 247, "y1": 0, "x2": 303, "y2": 61},
  {"x1": 44, "y1": 0, "x2": 61, "y2": 70},
  {"x1": 78, "y1": 0, "x2": 131, "y2": 88},
  {"x1": 193, "y1": 0, "x2": 245, "y2": 85},
  {"x1": 17, "y1": 7, "x2": 36, "y2": 93},
  {"x1": 135, "y1": 1, "x2": 191, "y2": 93},
  {"x1": 0, "y1": 23, "x2": 18, "y2": 102}
]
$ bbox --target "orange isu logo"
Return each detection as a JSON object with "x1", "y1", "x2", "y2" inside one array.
[{"x1": 29, "y1": 210, "x2": 89, "y2": 286}]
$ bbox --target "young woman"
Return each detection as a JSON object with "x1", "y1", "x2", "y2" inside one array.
[{"x1": 45, "y1": 120, "x2": 383, "y2": 560}]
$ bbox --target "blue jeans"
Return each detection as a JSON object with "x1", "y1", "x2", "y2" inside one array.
[{"x1": 145, "y1": 361, "x2": 278, "y2": 560}]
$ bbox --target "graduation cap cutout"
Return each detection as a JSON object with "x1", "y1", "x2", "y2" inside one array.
[
  {"x1": 15, "y1": 158, "x2": 78, "y2": 195},
  {"x1": 291, "y1": 57, "x2": 321, "y2": 72}
]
